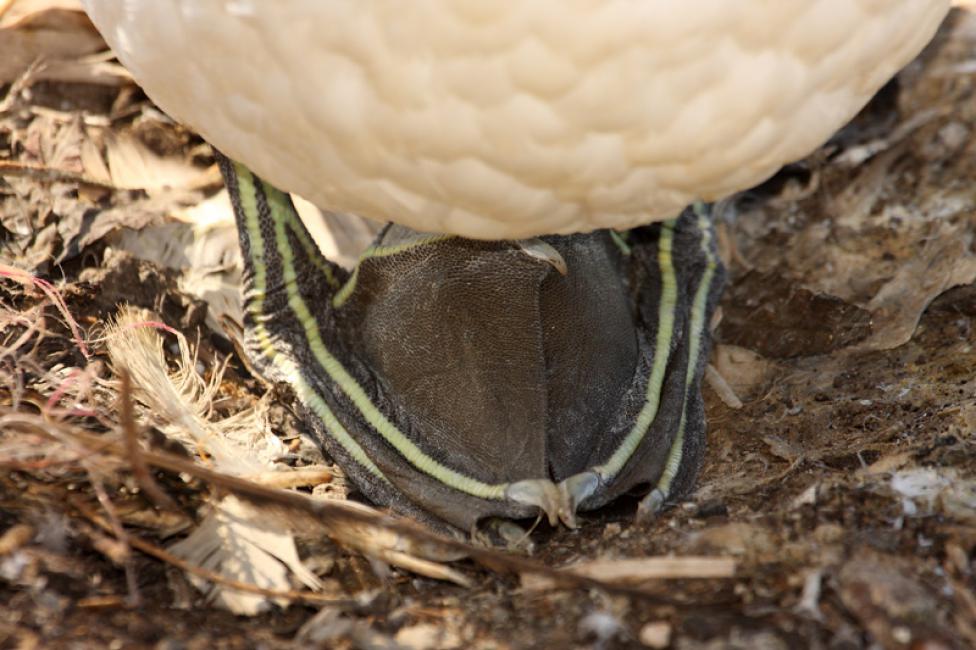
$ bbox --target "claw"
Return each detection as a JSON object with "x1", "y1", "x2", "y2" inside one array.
[
  {"x1": 635, "y1": 488, "x2": 666, "y2": 524},
  {"x1": 505, "y1": 479, "x2": 562, "y2": 526},
  {"x1": 514, "y1": 239, "x2": 568, "y2": 275},
  {"x1": 556, "y1": 471, "x2": 600, "y2": 529}
]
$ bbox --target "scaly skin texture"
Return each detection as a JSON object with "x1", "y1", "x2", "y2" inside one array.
[
  {"x1": 83, "y1": 1, "x2": 948, "y2": 239},
  {"x1": 219, "y1": 152, "x2": 724, "y2": 531}
]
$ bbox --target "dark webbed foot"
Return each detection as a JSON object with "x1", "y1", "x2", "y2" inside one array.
[{"x1": 219, "y1": 152, "x2": 724, "y2": 533}]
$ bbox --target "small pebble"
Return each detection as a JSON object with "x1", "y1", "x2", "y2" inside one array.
[
  {"x1": 892, "y1": 626, "x2": 912, "y2": 644},
  {"x1": 639, "y1": 621, "x2": 672, "y2": 648}
]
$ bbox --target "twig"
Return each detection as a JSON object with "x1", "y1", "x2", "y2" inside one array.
[
  {"x1": 63, "y1": 426, "x2": 728, "y2": 603},
  {"x1": 0, "y1": 57, "x2": 41, "y2": 114},
  {"x1": 521, "y1": 556, "x2": 737, "y2": 591},
  {"x1": 0, "y1": 159, "x2": 116, "y2": 190},
  {"x1": 82, "y1": 462, "x2": 141, "y2": 607},
  {"x1": 6, "y1": 411, "x2": 737, "y2": 603},
  {"x1": 243, "y1": 467, "x2": 333, "y2": 489},
  {"x1": 119, "y1": 368, "x2": 182, "y2": 514},
  {"x1": 71, "y1": 497, "x2": 355, "y2": 607},
  {"x1": 706, "y1": 363, "x2": 744, "y2": 409}
]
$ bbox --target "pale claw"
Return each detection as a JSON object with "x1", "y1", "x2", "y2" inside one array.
[
  {"x1": 556, "y1": 471, "x2": 600, "y2": 529},
  {"x1": 635, "y1": 488, "x2": 666, "y2": 524},
  {"x1": 514, "y1": 239, "x2": 568, "y2": 275},
  {"x1": 505, "y1": 479, "x2": 562, "y2": 526}
]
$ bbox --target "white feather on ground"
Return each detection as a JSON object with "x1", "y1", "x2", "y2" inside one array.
[
  {"x1": 103, "y1": 306, "x2": 276, "y2": 474},
  {"x1": 168, "y1": 495, "x2": 322, "y2": 615}
]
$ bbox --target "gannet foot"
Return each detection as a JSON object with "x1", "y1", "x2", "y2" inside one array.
[
  {"x1": 505, "y1": 479, "x2": 562, "y2": 527},
  {"x1": 556, "y1": 471, "x2": 601, "y2": 529}
]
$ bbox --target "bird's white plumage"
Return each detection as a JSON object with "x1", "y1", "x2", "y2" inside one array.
[{"x1": 83, "y1": 1, "x2": 949, "y2": 239}]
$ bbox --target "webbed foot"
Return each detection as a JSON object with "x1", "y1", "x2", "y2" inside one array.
[{"x1": 219, "y1": 152, "x2": 724, "y2": 533}]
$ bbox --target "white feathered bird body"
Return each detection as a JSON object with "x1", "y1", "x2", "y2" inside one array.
[{"x1": 84, "y1": 1, "x2": 949, "y2": 238}]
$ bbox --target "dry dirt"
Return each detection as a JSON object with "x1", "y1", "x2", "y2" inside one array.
[{"x1": 1, "y1": 4, "x2": 975, "y2": 650}]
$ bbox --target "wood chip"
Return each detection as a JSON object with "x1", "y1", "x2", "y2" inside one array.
[{"x1": 522, "y1": 556, "x2": 735, "y2": 591}]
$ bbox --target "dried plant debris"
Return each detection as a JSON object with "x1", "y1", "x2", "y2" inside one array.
[
  {"x1": 0, "y1": 0, "x2": 123, "y2": 87},
  {"x1": 2, "y1": 287, "x2": 678, "y2": 616},
  {"x1": 100, "y1": 307, "x2": 477, "y2": 608},
  {"x1": 720, "y1": 9, "x2": 976, "y2": 355},
  {"x1": 103, "y1": 306, "x2": 274, "y2": 474},
  {"x1": 1, "y1": 1, "x2": 976, "y2": 648},
  {"x1": 168, "y1": 495, "x2": 323, "y2": 616},
  {"x1": 718, "y1": 270, "x2": 875, "y2": 358}
]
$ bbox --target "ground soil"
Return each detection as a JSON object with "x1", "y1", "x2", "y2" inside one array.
[{"x1": 1, "y1": 6, "x2": 975, "y2": 650}]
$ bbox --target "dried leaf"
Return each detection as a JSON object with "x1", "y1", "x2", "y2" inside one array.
[
  {"x1": 0, "y1": 0, "x2": 116, "y2": 85},
  {"x1": 104, "y1": 133, "x2": 219, "y2": 194},
  {"x1": 112, "y1": 193, "x2": 244, "y2": 330},
  {"x1": 168, "y1": 496, "x2": 322, "y2": 615}
]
